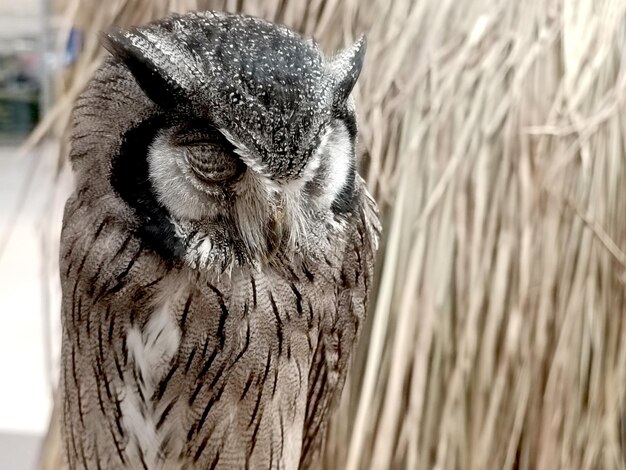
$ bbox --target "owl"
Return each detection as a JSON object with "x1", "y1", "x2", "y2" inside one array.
[{"x1": 59, "y1": 10, "x2": 380, "y2": 470}]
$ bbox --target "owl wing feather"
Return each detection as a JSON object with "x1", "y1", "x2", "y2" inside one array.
[
  {"x1": 60, "y1": 191, "x2": 170, "y2": 469},
  {"x1": 299, "y1": 185, "x2": 380, "y2": 469}
]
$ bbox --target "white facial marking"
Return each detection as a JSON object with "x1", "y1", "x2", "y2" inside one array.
[
  {"x1": 148, "y1": 133, "x2": 219, "y2": 221},
  {"x1": 318, "y1": 121, "x2": 353, "y2": 208}
]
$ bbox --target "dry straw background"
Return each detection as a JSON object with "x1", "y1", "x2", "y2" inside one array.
[{"x1": 33, "y1": 0, "x2": 626, "y2": 469}]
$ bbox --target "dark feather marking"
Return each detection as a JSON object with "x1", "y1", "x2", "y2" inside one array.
[
  {"x1": 197, "y1": 348, "x2": 219, "y2": 381},
  {"x1": 136, "y1": 437, "x2": 149, "y2": 470},
  {"x1": 179, "y1": 293, "x2": 193, "y2": 328},
  {"x1": 195, "y1": 380, "x2": 227, "y2": 436},
  {"x1": 113, "y1": 353, "x2": 124, "y2": 381},
  {"x1": 122, "y1": 335, "x2": 128, "y2": 366},
  {"x1": 337, "y1": 329, "x2": 344, "y2": 361},
  {"x1": 96, "y1": 355, "x2": 114, "y2": 402},
  {"x1": 281, "y1": 258, "x2": 300, "y2": 281},
  {"x1": 186, "y1": 424, "x2": 197, "y2": 443},
  {"x1": 302, "y1": 263, "x2": 315, "y2": 282},
  {"x1": 303, "y1": 396, "x2": 335, "y2": 458},
  {"x1": 209, "y1": 361, "x2": 227, "y2": 389},
  {"x1": 89, "y1": 229, "x2": 130, "y2": 291},
  {"x1": 87, "y1": 259, "x2": 108, "y2": 298},
  {"x1": 340, "y1": 267, "x2": 350, "y2": 288},
  {"x1": 190, "y1": 349, "x2": 219, "y2": 405},
  {"x1": 108, "y1": 312, "x2": 116, "y2": 343},
  {"x1": 62, "y1": 235, "x2": 80, "y2": 278},
  {"x1": 72, "y1": 129, "x2": 110, "y2": 140},
  {"x1": 141, "y1": 273, "x2": 166, "y2": 290},
  {"x1": 78, "y1": 439, "x2": 88, "y2": 470},
  {"x1": 92, "y1": 215, "x2": 109, "y2": 241},
  {"x1": 136, "y1": 363, "x2": 145, "y2": 388},
  {"x1": 207, "y1": 283, "x2": 229, "y2": 349},
  {"x1": 150, "y1": 326, "x2": 165, "y2": 348},
  {"x1": 92, "y1": 363, "x2": 107, "y2": 416},
  {"x1": 206, "y1": 282, "x2": 224, "y2": 299},
  {"x1": 156, "y1": 358, "x2": 179, "y2": 401},
  {"x1": 184, "y1": 347, "x2": 197, "y2": 373},
  {"x1": 240, "y1": 373, "x2": 255, "y2": 400},
  {"x1": 106, "y1": 420, "x2": 127, "y2": 464},
  {"x1": 268, "y1": 291, "x2": 283, "y2": 356},
  {"x1": 248, "y1": 386, "x2": 264, "y2": 427},
  {"x1": 209, "y1": 450, "x2": 221, "y2": 470},
  {"x1": 308, "y1": 346, "x2": 326, "y2": 402},
  {"x1": 295, "y1": 360, "x2": 303, "y2": 394},
  {"x1": 104, "y1": 242, "x2": 144, "y2": 297},
  {"x1": 247, "y1": 406, "x2": 263, "y2": 463},
  {"x1": 250, "y1": 276, "x2": 257, "y2": 307},
  {"x1": 159, "y1": 434, "x2": 172, "y2": 460},
  {"x1": 193, "y1": 433, "x2": 211, "y2": 463},
  {"x1": 216, "y1": 300, "x2": 229, "y2": 350},
  {"x1": 354, "y1": 244, "x2": 362, "y2": 265},
  {"x1": 156, "y1": 400, "x2": 175, "y2": 430},
  {"x1": 232, "y1": 321, "x2": 250, "y2": 366},
  {"x1": 289, "y1": 282, "x2": 303, "y2": 316},
  {"x1": 72, "y1": 240, "x2": 91, "y2": 293},
  {"x1": 308, "y1": 367, "x2": 329, "y2": 421},
  {"x1": 131, "y1": 364, "x2": 145, "y2": 402},
  {"x1": 113, "y1": 397, "x2": 125, "y2": 436},
  {"x1": 91, "y1": 234, "x2": 134, "y2": 303},
  {"x1": 102, "y1": 302, "x2": 111, "y2": 323},
  {"x1": 271, "y1": 367, "x2": 279, "y2": 398}
]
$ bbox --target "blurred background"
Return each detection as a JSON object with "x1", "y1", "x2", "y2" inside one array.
[
  {"x1": 0, "y1": 1, "x2": 62, "y2": 469},
  {"x1": 1, "y1": 0, "x2": 626, "y2": 469}
]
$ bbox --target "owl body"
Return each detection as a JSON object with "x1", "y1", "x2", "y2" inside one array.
[{"x1": 60, "y1": 11, "x2": 379, "y2": 470}]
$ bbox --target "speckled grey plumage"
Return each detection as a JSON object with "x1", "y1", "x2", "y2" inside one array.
[
  {"x1": 104, "y1": 11, "x2": 364, "y2": 180},
  {"x1": 60, "y1": 10, "x2": 379, "y2": 470}
]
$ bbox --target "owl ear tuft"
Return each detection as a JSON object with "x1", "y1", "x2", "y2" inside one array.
[
  {"x1": 329, "y1": 35, "x2": 367, "y2": 106},
  {"x1": 101, "y1": 27, "x2": 187, "y2": 108}
]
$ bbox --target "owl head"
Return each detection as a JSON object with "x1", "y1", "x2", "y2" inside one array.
[{"x1": 80, "y1": 11, "x2": 366, "y2": 270}]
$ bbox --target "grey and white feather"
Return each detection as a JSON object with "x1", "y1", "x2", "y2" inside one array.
[{"x1": 59, "y1": 10, "x2": 380, "y2": 470}]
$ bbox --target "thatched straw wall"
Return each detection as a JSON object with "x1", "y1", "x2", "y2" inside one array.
[{"x1": 33, "y1": 0, "x2": 626, "y2": 469}]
